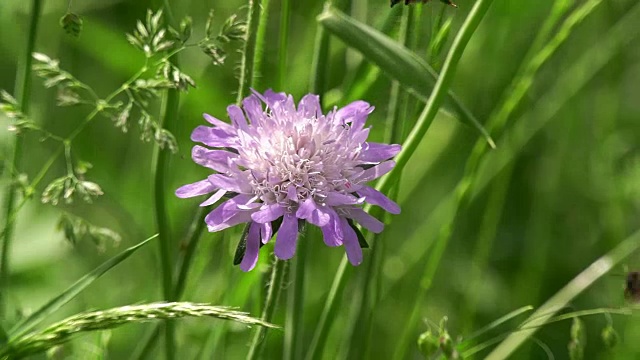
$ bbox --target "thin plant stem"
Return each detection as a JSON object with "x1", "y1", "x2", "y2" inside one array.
[
  {"x1": 374, "y1": 0, "x2": 495, "y2": 197},
  {"x1": 386, "y1": 0, "x2": 496, "y2": 357},
  {"x1": 394, "y1": 2, "x2": 605, "y2": 353},
  {"x1": 349, "y1": 7, "x2": 413, "y2": 358},
  {"x1": 252, "y1": 0, "x2": 271, "y2": 91},
  {"x1": 237, "y1": 0, "x2": 263, "y2": 103},
  {"x1": 307, "y1": 0, "x2": 498, "y2": 352},
  {"x1": 459, "y1": 0, "x2": 574, "y2": 334},
  {"x1": 486, "y1": 227, "x2": 640, "y2": 359},
  {"x1": 284, "y1": 234, "x2": 307, "y2": 360},
  {"x1": 0, "y1": 0, "x2": 42, "y2": 318},
  {"x1": 151, "y1": 3, "x2": 181, "y2": 359},
  {"x1": 246, "y1": 258, "x2": 287, "y2": 360},
  {"x1": 304, "y1": 259, "x2": 351, "y2": 360},
  {"x1": 152, "y1": 68, "x2": 180, "y2": 360},
  {"x1": 309, "y1": 2, "x2": 333, "y2": 98},
  {"x1": 278, "y1": 0, "x2": 291, "y2": 90}
]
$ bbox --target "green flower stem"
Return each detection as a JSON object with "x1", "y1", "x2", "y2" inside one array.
[
  {"x1": 237, "y1": 0, "x2": 263, "y2": 103},
  {"x1": 152, "y1": 78, "x2": 180, "y2": 360},
  {"x1": 151, "y1": 4, "x2": 181, "y2": 359},
  {"x1": 246, "y1": 258, "x2": 287, "y2": 360},
  {"x1": 278, "y1": 0, "x2": 291, "y2": 90},
  {"x1": 304, "y1": 259, "x2": 350, "y2": 360},
  {"x1": 284, "y1": 228, "x2": 308, "y2": 360},
  {"x1": 252, "y1": 0, "x2": 271, "y2": 91},
  {"x1": 374, "y1": 0, "x2": 494, "y2": 197},
  {"x1": 348, "y1": 7, "x2": 414, "y2": 358},
  {"x1": 0, "y1": 0, "x2": 42, "y2": 318},
  {"x1": 392, "y1": 0, "x2": 494, "y2": 357}
]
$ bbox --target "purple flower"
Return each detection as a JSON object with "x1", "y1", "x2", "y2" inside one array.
[{"x1": 176, "y1": 90, "x2": 401, "y2": 271}]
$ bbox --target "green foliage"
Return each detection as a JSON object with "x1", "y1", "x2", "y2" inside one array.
[
  {"x1": 8, "y1": 235, "x2": 156, "y2": 339},
  {"x1": 318, "y1": 6, "x2": 494, "y2": 147},
  {"x1": 2, "y1": 0, "x2": 640, "y2": 359}
]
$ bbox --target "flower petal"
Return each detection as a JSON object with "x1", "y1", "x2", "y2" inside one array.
[
  {"x1": 240, "y1": 222, "x2": 262, "y2": 271},
  {"x1": 203, "y1": 113, "x2": 234, "y2": 133},
  {"x1": 346, "y1": 208, "x2": 384, "y2": 233},
  {"x1": 261, "y1": 222, "x2": 272, "y2": 244},
  {"x1": 200, "y1": 189, "x2": 227, "y2": 207},
  {"x1": 320, "y1": 208, "x2": 343, "y2": 247},
  {"x1": 340, "y1": 217, "x2": 363, "y2": 265},
  {"x1": 176, "y1": 179, "x2": 215, "y2": 198},
  {"x1": 353, "y1": 160, "x2": 395, "y2": 183},
  {"x1": 242, "y1": 95, "x2": 264, "y2": 125},
  {"x1": 296, "y1": 198, "x2": 330, "y2": 227},
  {"x1": 359, "y1": 143, "x2": 402, "y2": 163},
  {"x1": 275, "y1": 213, "x2": 299, "y2": 260},
  {"x1": 192, "y1": 146, "x2": 236, "y2": 173},
  {"x1": 251, "y1": 204, "x2": 285, "y2": 223},
  {"x1": 357, "y1": 185, "x2": 401, "y2": 214},
  {"x1": 298, "y1": 94, "x2": 321, "y2": 119},
  {"x1": 207, "y1": 211, "x2": 253, "y2": 232},
  {"x1": 205, "y1": 195, "x2": 252, "y2": 229},
  {"x1": 191, "y1": 126, "x2": 238, "y2": 147},
  {"x1": 325, "y1": 192, "x2": 362, "y2": 206},
  {"x1": 207, "y1": 174, "x2": 244, "y2": 193},
  {"x1": 227, "y1": 105, "x2": 249, "y2": 131}
]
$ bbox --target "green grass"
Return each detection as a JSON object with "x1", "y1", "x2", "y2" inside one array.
[{"x1": 1, "y1": 0, "x2": 640, "y2": 359}]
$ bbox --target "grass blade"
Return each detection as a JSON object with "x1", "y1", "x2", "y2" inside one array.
[
  {"x1": 461, "y1": 306, "x2": 534, "y2": 345},
  {"x1": 318, "y1": 6, "x2": 494, "y2": 147},
  {"x1": 8, "y1": 234, "x2": 157, "y2": 338},
  {"x1": 486, "y1": 228, "x2": 640, "y2": 359}
]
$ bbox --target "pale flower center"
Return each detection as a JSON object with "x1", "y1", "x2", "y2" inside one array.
[{"x1": 237, "y1": 113, "x2": 362, "y2": 208}]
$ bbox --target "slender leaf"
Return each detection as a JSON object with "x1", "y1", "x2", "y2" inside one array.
[
  {"x1": 318, "y1": 6, "x2": 494, "y2": 147},
  {"x1": 8, "y1": 234, "x2": 157, "y2": 338},
  {"x1": 461, "y1": 306, "x2": 534, "y2": 346},
  {"x1": 486, "y1": 227, "x2": 640, "y2": 359}
]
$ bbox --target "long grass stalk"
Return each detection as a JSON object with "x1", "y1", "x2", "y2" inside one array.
[
  {"x1": 151, "y1": 3, "x2": 181, "y2": 359},
  {"x1": 486, "y1": 227, "x2": 640, "y2": 359},
  {"x1": 284, "y1": 237, "x2": 306, "y2": 360},
  {"x1": 394, "y1": 0, "x2": 605, "y2": 356},
  {"x1": 349, "y1": 6, "x2": 413, "y2": 358},
  {"x1": 389, "y1": 0, "x2": 496, "y2": 357},
  {"x1": 308, "y1": 1, "x2": 495, "y2": 358},
  {"x1": 152, "y1": 84, "x2": 180, "y2": 360},
  {"x1": 0, "y1": 0, "x2": 43, "y2": 318},
  {"x1": 246, "y1": 259, "x2": 287, "y2": 360},
  {"x1": 460, "y1": 0, "x2": 575, "y2": 333}
]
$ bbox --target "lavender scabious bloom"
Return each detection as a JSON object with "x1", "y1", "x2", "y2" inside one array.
[{"x1": 176, "y1": 90, "x2": 401, "y2": 271}]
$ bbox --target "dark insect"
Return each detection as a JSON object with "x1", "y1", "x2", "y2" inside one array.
[
  {"x1": 390, "y1": 0, "x2": 458, "y2": 8},
  {"x1": 625, "y1": 271, "x2": 640, "y2": 302}
]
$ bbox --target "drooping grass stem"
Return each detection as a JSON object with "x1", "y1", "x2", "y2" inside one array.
[{"x1": 0, "y1": 0, "x2": 43, "y2": 318}]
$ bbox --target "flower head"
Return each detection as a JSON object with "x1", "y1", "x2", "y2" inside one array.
[{"x1": 176, "y1": 90, "x2": 401, "y2": 271}]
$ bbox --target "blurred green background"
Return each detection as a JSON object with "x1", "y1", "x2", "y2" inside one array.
[{"x1": 1, "y1": 0, "x2": 640, "y2": 359}]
